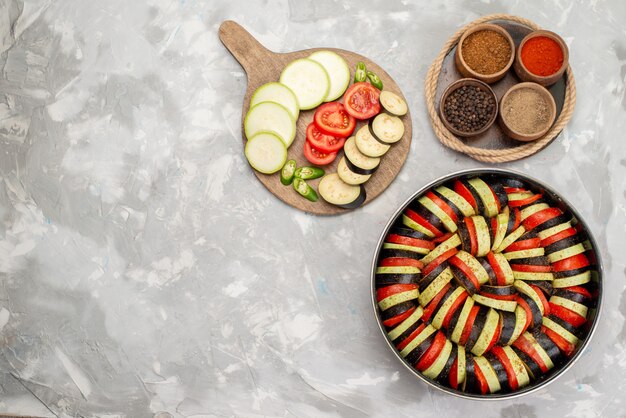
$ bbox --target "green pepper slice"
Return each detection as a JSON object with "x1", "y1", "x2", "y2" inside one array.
[
  {"x1": 280, "y1": 159, "x2": 297, "y2": 185},
  {"x1": 294, "y1": 166, "x2": 325, "y2": 180},
  {"x1": 354, "y1": 62, "x2": 367, "y2": 83},
  {"x1": 367, "y1": 70, "x2": 383, "y2": 90},
  {"x1": 293, "y1": 178, "x2": 318, "y2": 202}
]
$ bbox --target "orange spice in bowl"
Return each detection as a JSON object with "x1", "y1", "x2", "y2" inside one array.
[{"x1": 521, "y1": 36, "x2": 564, "y2": 76}]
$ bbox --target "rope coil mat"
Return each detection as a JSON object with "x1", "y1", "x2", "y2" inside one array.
[{"x1": 424, "y1": 14, "x2": 576, "y2": 163}]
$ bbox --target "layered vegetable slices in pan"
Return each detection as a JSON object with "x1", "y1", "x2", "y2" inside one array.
[{"x1": 375, "y1": 175, "x2": 599, "y2": 394}]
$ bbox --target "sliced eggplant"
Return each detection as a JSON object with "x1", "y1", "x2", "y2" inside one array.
[
  {"x1": 369, "y1": 113, "x2": 405, "y2": 144},
  {"x1": 318, "y1": 173, "x2": 366, "y2": 209},
  {"x1": 337, "y1": 157, "x2": 371, "y2": 185},
  {"x1": 498, "y1": 311, "x2": 517, "y2": 345},
  {"x1": 343, "y1": 136, "x2": 380, "y2": 175},
  {"x1": 354, "y1": 125, "x2": 390, "y2": 158},
  {"x1": 388, "y1": 306, "x2": 424, "y2": 344},
  {"x1": 465, "y1": 306, "x2": 489, "y2": 352}
]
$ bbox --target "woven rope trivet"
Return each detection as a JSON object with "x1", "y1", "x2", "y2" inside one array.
[{"x1": 424, "y1": 14, "x2": 576, "y2": 163}]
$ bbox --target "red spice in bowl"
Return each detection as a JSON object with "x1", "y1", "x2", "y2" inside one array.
[{"x1": 521, "y1": 36, "x2": 564, "y2": 77}]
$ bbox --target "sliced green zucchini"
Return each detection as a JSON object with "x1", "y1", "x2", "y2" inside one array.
[
  {"x1": 250, "y1": 82, "x2": 299, "y2": 120},
  {"x1": 308, "y1": 51, "x2": 350, "y2": 102},
  {"x1": 244, "y1": 132, "x2": 287, "y2": 174},
  {"x1": 244, "y1": 102, "x2": 296, "y2": 147},
  {"x1": 279, "y1": 58, "x2": 330, "y2": 110}
]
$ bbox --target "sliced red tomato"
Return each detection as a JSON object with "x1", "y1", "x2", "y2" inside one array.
[
  {"x1": 433, "y1": 232, "x2": 454, "y2": 243},
  {"x1": 491, "y1": 346, "x2": 519, "y2": 391},
  {"x1": 459, "y1": 305, "x2": 480, "y2": 346},
  {"x1": 512, "y1": 334, "x2": 548, "y2": 373},
  {"x1": 421, "y1": 283, "x2": 453, "y2": 323},
  {"x1": 473, "y1": 359, "x2": 490, "y2": 394},
  {"x1": 504, "y1": 187, "x2": 528, "y2": 194},
  {"x1": 404, "y1": 208, "x2": 444, "y2": 237},
  {"x1": 303, "y1": 140, "x2": 337, "y2": 165},
  {"x1": 465, "y1": 217, "x2": 478, "y2": 256},
  {"x1": 510, "y1": 207, "x2": 522, "y2": 231},
  {"x1": 448, "y1": 254, "x2": 480, "y2": 290},
  {"x1": 541, "y1": 227, "x2": 577, "y2": 247},
  {"x1": 442, "y1": 291, "x2": 469, "y2": 329},
  {"x1": 313, "y1": 102, "x2": 356, "y2": 138},
  {"x1": 383, "y1": 306, "x2": 416, "y2": 328},
  {"x1": 510, "y1": 263, "x2": 552, "y2": 273},
  {"x1": 386, "y1": 234, "x2": 436, "y2": 251},
  {"x1": 416, "y1": 331, "x2": 446, "y2": 370},
  {"x1": 542, "y1": 325, "x2": 576, "y2": 357},
  {"x1": 551, "y1": 253, "x2": 590, "y2": 272},
  {"x1": 505, "y1": 238, "x2": 542, "y2": 252},
  {"x1": 549, "y1": 303, "x2": 586, "y2": 327},
  {"x1": 508, "y1": 193, "x2": 543, "y2": 208},
  {"x1": 306, "y1": 123, "x2": 346, "y2": 153},
  {"x1": 376, "y1": 284, "x2": 418, "y2": 302},
  {"x1": 343, "y1": 82, "x2": 381, "y2": 120},
  {"x1": 454, "y1": 180, "x2": 477, "y2": 209},
  {"x1": 530, "y1": 285, "x2": 550, "y2": 316},
  {"x1": 379, "y1": 257, "x2": 424, "y2": 269},
  {"x1": 523, "y1": 207, "x2": 562, "y2": 231},
  {"x1": 421, "y1": 248, "x2": 458, "y2": 277},
  {"x1": 449, "y1": 358, "x2": 460, "y2": 389},
  {"x1": 396, "y1": 323, "x2": 426, "y2": 350},
  {"x1": 566, "y1": 286, "x2": 592, "y2": 299},
  {"x1": 479, "y1": 292, "x2": 517, "y2": 301},
  {"x1": 426, "y1": 191, "x2": 459, "y2": 223},
  {"x1": 486, "y1": 252, "x2": 506, "y2": 285}
]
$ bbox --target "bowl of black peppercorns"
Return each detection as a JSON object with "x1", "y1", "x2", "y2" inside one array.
[{"x1": 439, "y1": 78, "x2": 498, "y2": 137}]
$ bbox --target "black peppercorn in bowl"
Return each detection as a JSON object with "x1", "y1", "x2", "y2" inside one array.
[
  {"x1": 439, "y1": 78, "x2": 498, "y2": 138},
  {"x1": 370, "y1": 168, "x2": 602, "y2": 399}
]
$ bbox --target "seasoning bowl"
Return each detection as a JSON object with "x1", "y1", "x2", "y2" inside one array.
[
  {"x1": 439, "y1": 78, "x2": 498, "y2": 138},
  {"x1": 454, "y1": 23, "x2": 515, "y2": 84},
  {"x1": 514, "y1": 30, "x2": 569, "y2": 87},
  {"x1": 499, "y1": 82, "x2": 557, "y2": 142}
]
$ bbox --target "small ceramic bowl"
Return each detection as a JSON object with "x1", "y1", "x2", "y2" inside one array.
[
  {"x1": 455, "y1": 23, "x2": 515, "y2": 84},
  {"x1": 439, "y1": 78, "x2": 498, "y2": 138},
  {"x1": 514, "y1": 30, "x2": 569, "y2": 86},
  {"x1": 498, "y1": 82, "x2": 557, "y2": 142}
]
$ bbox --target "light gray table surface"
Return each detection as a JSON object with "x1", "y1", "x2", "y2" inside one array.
[{"x1": 0, "y1": 0, "x2": 625, "y2": 417}]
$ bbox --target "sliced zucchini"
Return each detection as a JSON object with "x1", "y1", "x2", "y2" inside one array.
[
  {"x1": 472, "y1": 294, "x2": 517, "y2": 312},
  {"x1": 380, "y1": 90, "x2": 408, "y2": 116},
  {"x1": 244, "y1": 132, "x2": 287, "y2": 174},
  {"x1": 369, "y1": 113, "x2": 405, "y2": 144},
  {"x1": 418, "y1": 267, "x2": 454, "y2": 306},
  {"x1": 279, "y1": 58, "x2": 330, "y2": 110},
  {"x1": 244, "y1": 102, "x2": 296, "y2": 147},
  {"x1": 472, "y1": 216, "x2": 491, "y2": 257},
  {"x1": 337, "y1": 157, "x2": 371, "y2": 185},
  {"x1": 318, "y1": 173, "x2": 366, "y2": 209},
  {"x1": 471, "y1": 308, "x2": 500, "y2": 356},
  {"x1": 355, "y1": 125, "x2": 390, "y2": 158},
  {"x1": 308, "y1": 50, "x2": 350, "y2": 102},
  {"x1": 450, "y1": 296, "x2": 475, "y2": 344},
  {"x1": 250, "y1": 82, "x2": 299, "y2": 120},
  {"x1": 344, "y1": 136, "x2": 380, "y2": 175}
]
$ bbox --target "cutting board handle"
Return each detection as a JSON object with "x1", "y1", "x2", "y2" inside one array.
[{"x1": 219, "y1": 20, "x2": 274, "y2": 76}]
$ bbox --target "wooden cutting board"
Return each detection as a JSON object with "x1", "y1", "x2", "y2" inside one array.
[{"x1": 219, "y1": 20, "x2": 412, "y2": 215}]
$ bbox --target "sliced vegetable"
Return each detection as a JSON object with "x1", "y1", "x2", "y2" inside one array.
[
  {"x1": 355, "y1": 125, "x2": 390, "y2": 158},
  {"x1": 313, "y1": 102, "x2": 356, "y2": 138},
  {"x1": 279, "y1": 58, "x2": 330, "y2": 110},
  {"x1": 280, "y1": 159, "x2": 297, "y2": 185},
  {"x1": 244, "y1": 132, "x2": 287, "y2": 174},
  {"x1": 244, "y1": 102, "x2": 296, "y2": 147},
  {"x1": 343, "y1": 82, "x2": 381, "y2": 120},
  {"x1": 367, "y1": 70, "x2": 383, "y2": 90},
  {"x1": 250, "y1": 82, "x2": 300, "y2": 120},
  {"x1": 343, "y1": 136, "x2": 380, "y2": 175},
  {"x1": 306, "y1": 123, "x2": 345, "y2": 154},
  {"x1": 318, "y1": 173, "x2": 366, "y2": 209},
  {"x1": 308, "y1": 50, "x2": 350, "y2": 102},
  {"x1": 380, "y1": 90, "x2": 408, "y2": 116},
  {"x1": 369, "y1": 113, "x2": 405, "y2": 144},
  {"x1": 294, "y1": 166, "x2": 325, "y2": 180},
  {"x1": 303, "y1": 141, "x2": 336, "y2": 166},
  {"x1": 337, "y1": 157, "x2": 371, "y2": 185},
  {"x1": 354, "y1": 61, "x2": 367, "y2": 83},
  {"x1": 293, "y1": 178, "x2": 318, "y2": 202}
]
